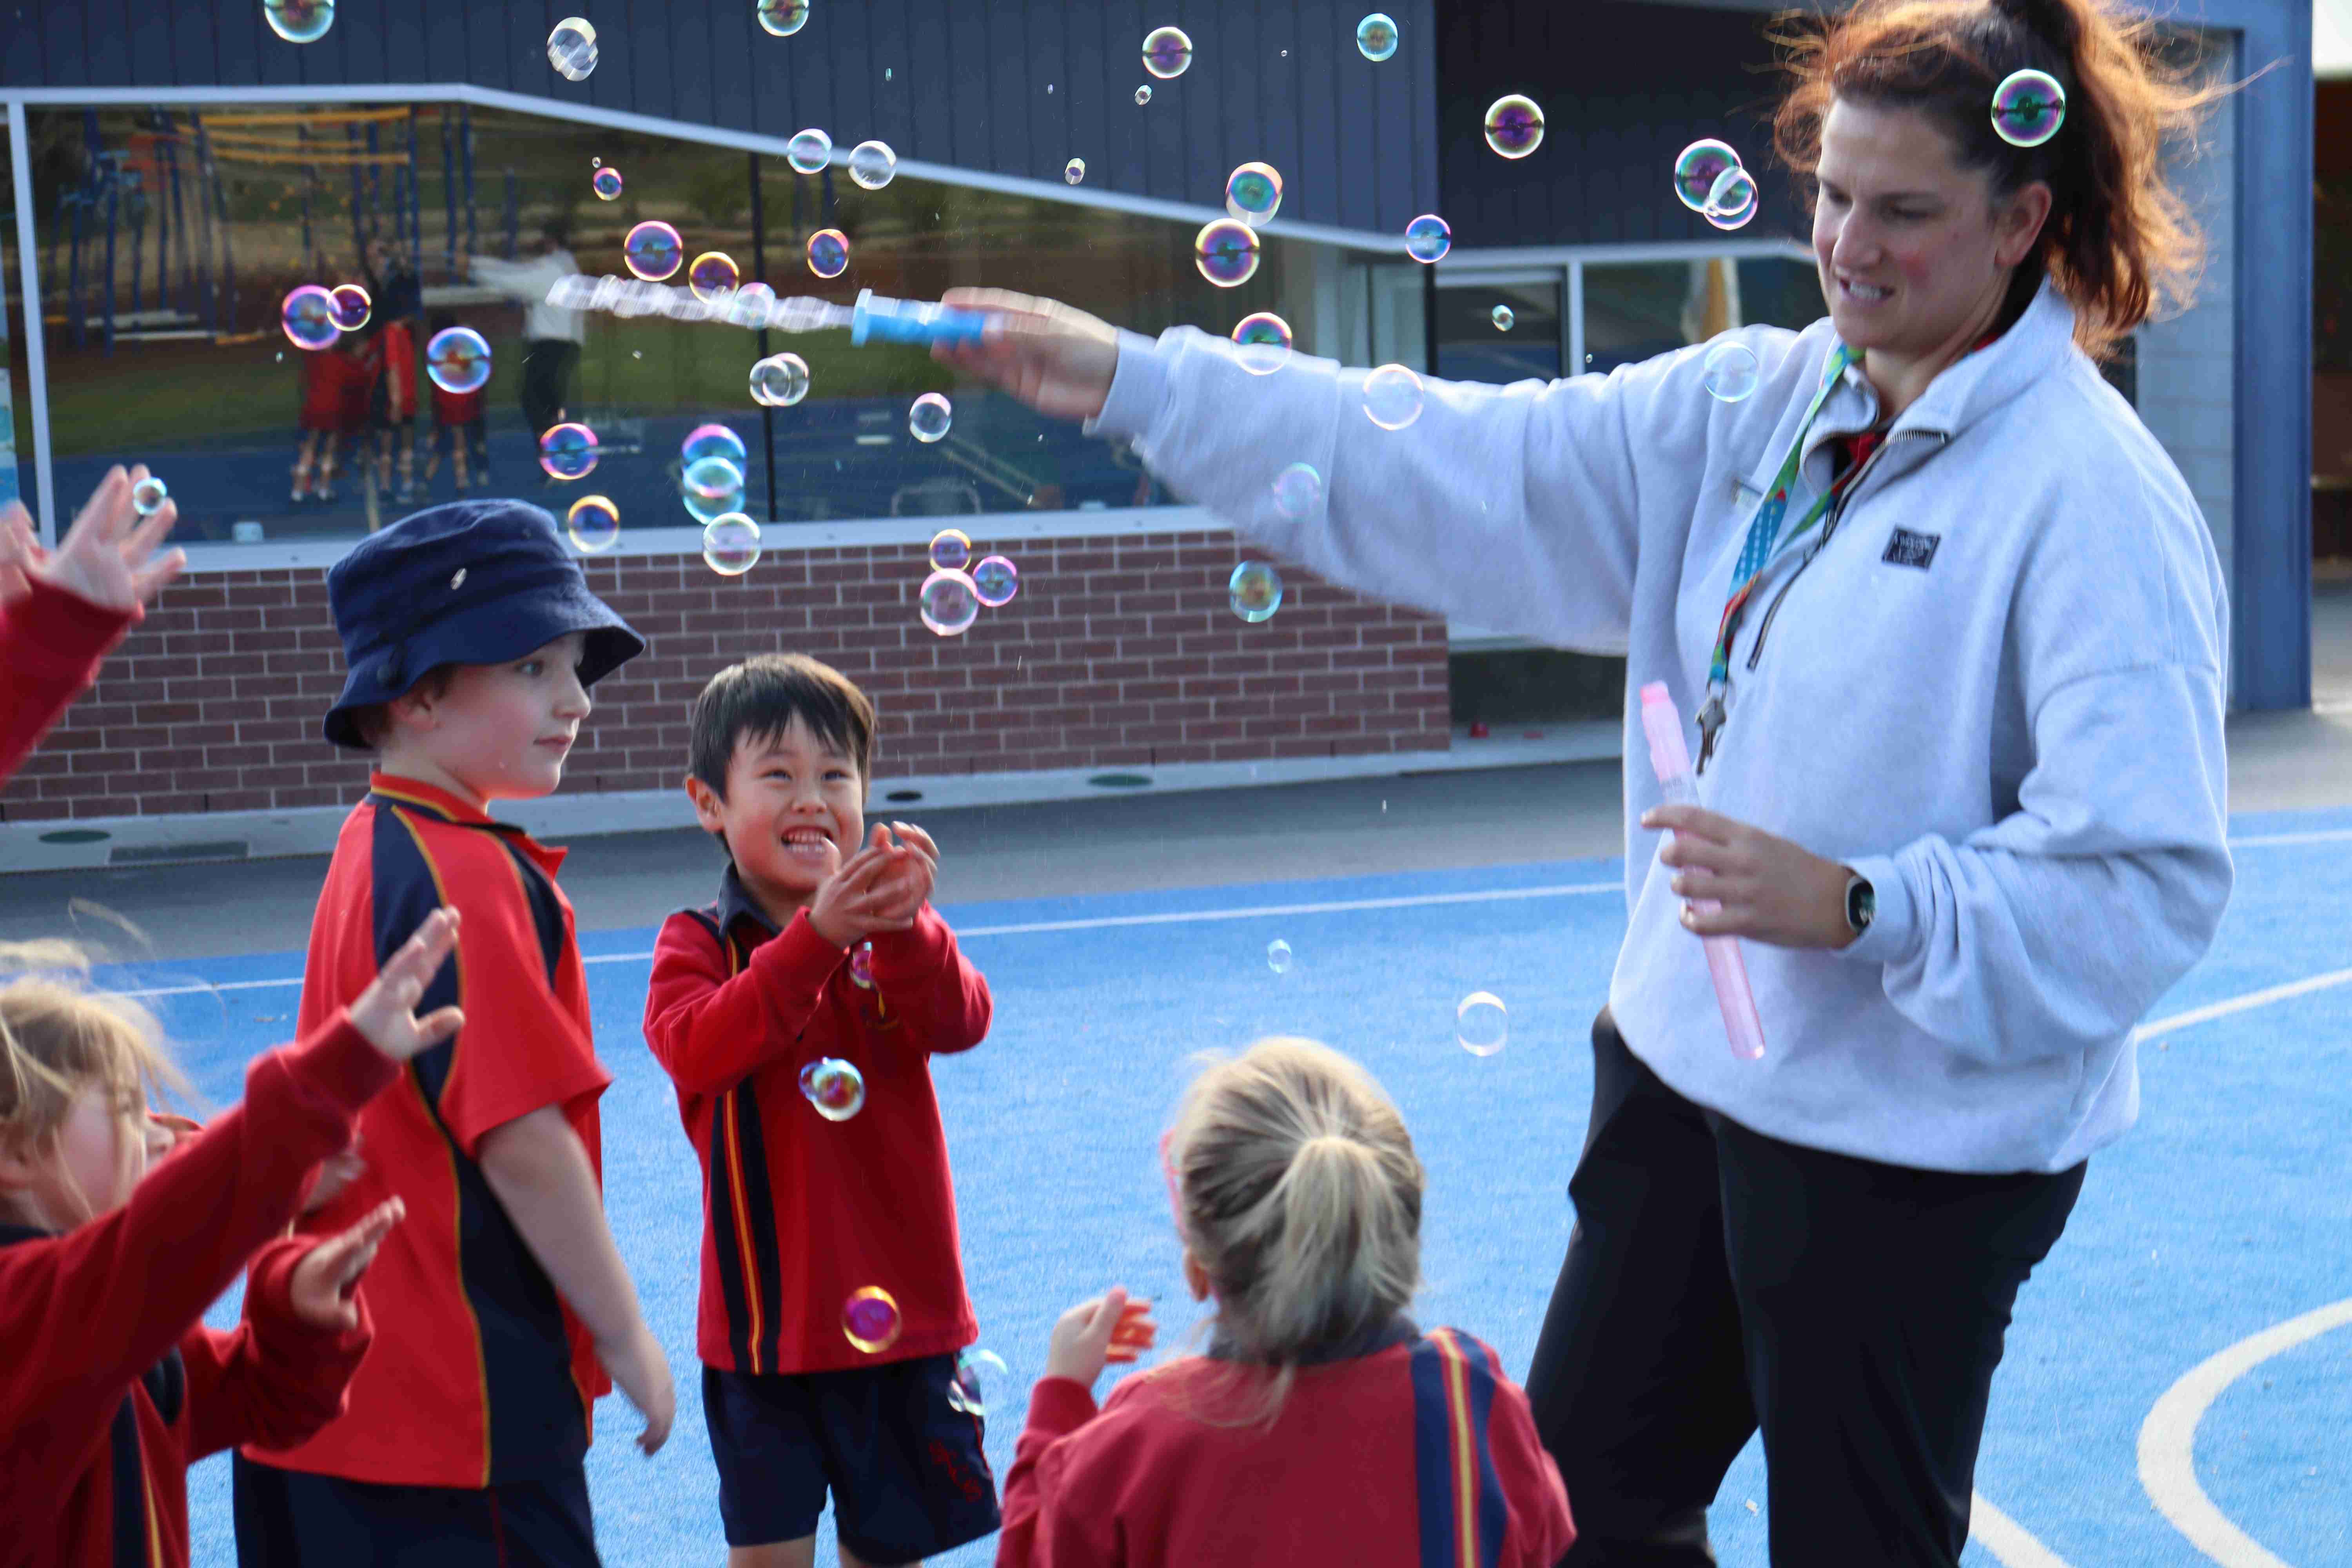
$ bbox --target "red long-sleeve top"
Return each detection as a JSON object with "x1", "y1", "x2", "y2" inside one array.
[
  {"x1": 996, "y1": 1322, "x2": 1575, "y2": 1568},
  {"x1": 642, "y1": 869, "x2": 991, "y2": 1375},
  {"x1": 0, "y1": 1016, "x2": 397, "y2": 1568},
  {"x1": 0, "y1": 574, "x2": 137, "y2": 791}
]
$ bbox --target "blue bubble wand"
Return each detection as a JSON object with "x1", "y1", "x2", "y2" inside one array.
[{"x1": 546, "y1": 276, "x2": 989, "y2": 347}]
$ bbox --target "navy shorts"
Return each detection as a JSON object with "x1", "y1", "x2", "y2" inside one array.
[
  {"x1": 232, "y1": 1453, "x2": 599, "y2": 1567},
  {"x1": 702, "y1": 1356, "x2": 1001, "y2": 1561}
]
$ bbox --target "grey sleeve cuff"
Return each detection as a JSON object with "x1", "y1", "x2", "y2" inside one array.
[
  {"x1": 1831, "y1": 852, "x2": 1913, "y2": 965},
  {"x1": 1082, "y1": 329, "x2": 1175, "y2": 443}
]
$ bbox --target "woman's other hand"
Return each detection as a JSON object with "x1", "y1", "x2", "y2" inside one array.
[{"x1": 932, "y1": 289, "x2": 1121, "y2": 423}]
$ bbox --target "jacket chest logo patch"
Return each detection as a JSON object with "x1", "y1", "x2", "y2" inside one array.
[{"x1": 1882, "y1": 527, "x2": 1941, "y2": 570}]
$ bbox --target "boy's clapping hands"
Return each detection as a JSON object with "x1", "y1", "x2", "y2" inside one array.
[{"x1": 808, "y1": 822, "x2": 940, "y2": 947}]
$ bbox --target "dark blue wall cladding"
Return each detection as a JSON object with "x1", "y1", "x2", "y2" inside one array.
[
  {"x1": 4, "y1": 0, "x2": 1443, "y2": 237},
  {"x1": 1436, "y1": 0, "x2": 1806, "y2": 247}
]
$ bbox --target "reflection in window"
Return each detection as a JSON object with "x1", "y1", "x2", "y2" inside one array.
[
  {"x1": 1435, "y1": 281, "x2": 1561, "y2": 387},
  {"x1": 1583, "y1": 256, "x2": 1826, "y2": 376}
]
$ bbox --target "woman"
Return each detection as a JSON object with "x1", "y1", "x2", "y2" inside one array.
[{"x1": 939, "y1": 0, "x2": 2238, "y2": 1559}]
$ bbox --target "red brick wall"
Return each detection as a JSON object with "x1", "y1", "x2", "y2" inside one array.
[{"x1": 1, "y1": 528, "x2": 1451, "y2": 822}]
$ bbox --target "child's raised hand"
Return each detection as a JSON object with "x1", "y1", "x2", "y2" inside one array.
[
  {"x1": 299, "y1": 1140, "x2": 368, "y2": 1214},
  {"x1": 287, "y1": 1197, "x2": 405, "y2": 1333},
  {"x1": 1044, "y1": 1286, "x2": 1159, "y2": 1388},
  {"x1": 870, "y1": 820, "x2": 939, "y2": 921},
  {"x1": 0, "y1": 503, "x2": 40, "y2": 607},
  {"x1": 807, "y1": 831, "x2": 919, "y2": 947},
  {"x1": 32, "y1": 467, "x2": 187, "y2": 612},
  {"x1": 349, "y1": 907, "x2": 466, "y2": 1063}
]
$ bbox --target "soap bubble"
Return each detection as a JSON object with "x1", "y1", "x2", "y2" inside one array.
[
  {"x1": 1194, "y1": 219, "x2": 1261, "y2": 287},
  {"x1": 537, "y1": 421, "x2": 600, "y2": 481},
  {"x1": 1231, "y1": 312, "x2": 1294, "y2": 375},
  {"x1": 1356, "y1": 12, "x2": 1399, "y2": 61},
  {"x1": 565, "y1": 495, "x2": 621, "y2": 553},
  {"x1": 750, "y1": 352, "x2": 809, "y2": 407},
  {"x1": 920, "y1": 570, "x2": 981, "y2": 637},
  {"x1": 1224, "y1": 162, "x2": 1284, "y2": 227},
  {"x1": 1992, "y1": 68, "x2": 2066, "y2": 147},
  {"x1": 682, "y1": 456, "x2": 746, "y2": 524},
  {"x1": 424, "y1": 327, "x2": 492, "y2": 394},
  {"x1": 262, "y1": 0, "x2": 334, "y2": 44},
  {"x1": 1483, "y1": 94, "x2": 1544, "y2": 159},
  {"x1": 729, "y1": 281, "x2": 778, "y2": 329},
  {"x1": 757, "y1": 0, "x2": 810, "y2": 37},
  {"x1": 1403, "y1": 213, "x2": 1452, "y2": 263},
  {"x1": 688, "y1": 251, "x2": 741, "y2": 302},
  {"x1": 1135, "y1": 84, "x2": 1152, "y2": 106},
  {"x1": 1491, "y1": 304, "x2": 1515, "y2": 331},
  {"x1": 1702, "y1": 340, "x2": 1760, "y2": 402},
  {"x1": 1228, "y1": 561, "x2": 1283, "y2": 622},
  {"x1": 281, "y1": 285, "x2": 339, "y2": 350},
  {"x1": 130, "y1": 476, "x2": 169, "y2": 517},
  {"x1": 591, "y1": 166, "x2": 624, "y2": 200},
  {"x1": 327, "y1": 283, "x2": 371, "y2": 332},
  {"x1": 1672, "y1": 139, "x2": 1742, "y2": 213},
  {"x1": 1142, "y1": 25, "x2": 1193, "y2": 78},
  {"x1": 1065, "y1": 158, "x2": 1087, "y2": 184},
  {"x1": 806, "y1": 227, "x2": 849, "y2": 279},
  {"x1": 909, "y1": 392, "x2": 953, "y2": 443},
  {"x1": 947, "y1": 1348, "x2": 1009, "y2": 1417},
  {"x1": 1267, "y1": 939, "x2": 1292, "y2": 973},
  {"x1": 929, "y1": 528, "x2": 972, "y2": 571},
  {"x1": 842, "y1": 1286, "x2": 901, "y2": 1353},
  {"x1": 848, "y1": 140, "x2": 898, "y2": 190},
  {"x1": 702, "y1": 513, "x2": 764, "y2": 577},
  {"x1": 1363, "y1": 364, "x2": 1425, "y2": 430},
  {"x1": 786, "y1": 127, "x2": 833, "y2": 173},
  {"x1": 682, "y1": 424, "x2": 750, "y2": 468},
  {"x1": 547, "y1": 17, "x2": 597, "y2": 80},
  {"x1": 800, "y1": 1057, "x2": 866, "y2": 1120},
  {"x1": 971, "y1": 555, "x2": 1020, "y2": 607},
  {"x1": 623, "y1": 220, "x2": 683, "y2": 281},
  {"x1": 1270, "y1": 462, "x2": 1322, "y2": 519},
  {"x1": 1456, "y1": 991, "x2": 1508, "y2": 1056},
  {"x1": 1703, "y1": 165, "x2": 1759, "y2": 230},
  {"x1": 848, "y1": 944, "x2": 873, "y2": 988}
]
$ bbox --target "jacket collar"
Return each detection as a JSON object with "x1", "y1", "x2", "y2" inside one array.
[
  {"x1": 1819, "y1": 276, "x2": 2077, "y2": 446},
  {"x1": 367, "y1": 771, "x2": 567, "y2": 877},
  {"x1": 1206, "y1": 1313, "x2": 1420, "y2": 1366},
  {"x1": 714, "y1": 862, "x2": 786, "y2": 942},
  {"x1": 0, "y1": 1222, "x2": 51, "y2": 1248}
]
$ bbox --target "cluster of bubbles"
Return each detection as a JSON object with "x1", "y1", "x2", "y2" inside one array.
[
  {"x1": 749, "y1": 352, "x2": 811, "y2": 407},
  {"x1": 537, "y1": 422, "x2": 601, "y2": 481},
  {"x1": 918, "y1": 528, "x2": 1019, "y2": 638},
  {"x1": 757, "y1": 0, "x2": 811, "y2": 38},
  {"x1": 262, "y1": 0, "x2": 334, "y2": 45},
  {"x1": 279, "y1": 283, "x2": 374, "y2": 350},
  {"x1": 1671, "y1": 139, "x2": 1758, "y2": 231},
  {"x1": 131, "y1": 476, "x2": 170, "y2": 517},
  {"x1": 1193, "y1": 219, "x2": 1261, "y2": 288},
  {"x1": 1403, "y1": 213, "x2": 1452, "y2": 264},
  {"x1": 1991, "y1": 68, "x2": 2067, "y2": 147},
  {"x1": 547, "y1": 17, "x2": 598, "y2": 81}
]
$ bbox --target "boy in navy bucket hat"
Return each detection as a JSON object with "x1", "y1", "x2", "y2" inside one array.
[{"x1": 234, "y1": 501, "x2": 677, "y2": 1568}]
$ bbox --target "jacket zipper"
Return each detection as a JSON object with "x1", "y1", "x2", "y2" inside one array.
[{"x1": 1743, "y1": 431, "x2": 1945, "y2": 673}]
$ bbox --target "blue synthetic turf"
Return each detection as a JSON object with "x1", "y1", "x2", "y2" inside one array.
[{"x1": 150, "y1": 803, "x2": 2349, "y2": 1566}]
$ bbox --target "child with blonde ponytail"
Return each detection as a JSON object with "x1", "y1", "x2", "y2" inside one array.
[{"x1": 996, "y1": 1037, "x2": 1573, "y2": 1566}]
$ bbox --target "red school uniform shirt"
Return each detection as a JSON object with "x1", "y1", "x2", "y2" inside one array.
[
  {"x1": 432, "y1": 379, "x2": 486, "y2": 427},
  {"x1": 0, "y1": 574, "x2": 137, "y2": 789},
  {"x1": 243, "y1": 774, "x2": 614, "y2": 1488},
  {"x1": 996, "y1": 1319, "x2": 1575, "y2": 1568},
  {"x1": 642, "y1": 866, "x2": 991, "y2": 1376}
]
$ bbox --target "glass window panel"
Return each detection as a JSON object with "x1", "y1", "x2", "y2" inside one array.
[
  {"x1": 0, "y1": 114, "x2": 28, "y2": 525},
  {"x1": 1583, "y1": 254, "x2": 1826, "y2": 376},
  {"x1": 1435, "y1": 279, "x2": 1561, "y2": 385}
]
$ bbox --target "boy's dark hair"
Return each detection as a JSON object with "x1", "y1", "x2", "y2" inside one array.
[
  {"x1": 687, "y1": 653, "x2": 877, "y2": 826},
  {"x1": 349, "y1": 667, "x2": 458, "y2": 751}
]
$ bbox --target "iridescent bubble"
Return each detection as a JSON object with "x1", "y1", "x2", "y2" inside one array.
[
  {"x1": 1065, "y1": 158, "x2": 1087, "y2": 184},
  {"x1": 592, "y1": 165, "x2": 624, "y2": 201},
  {"x1": 1491, "y1": 304, "x2": 1515, "y2": 332},
  {"x1": 920, "y1": 570, "x2": 981, "y2": 637},
  {"x1": 909, "y1": 392, "x2": 953, "y2": 443},
  {"x1": 1356, "y1": 13, "x2": 1399, "y2": 61},
  {"x1": 1267, "y1": 938, "x2": 1293, "y2": 973},
  {"x1": 750, "y1": 352, "x2": 810, "y2": 407},
  {"x1": 728, "y1": 281, "x2": 778, "y2": 329},
  {"x1": 130, "y1": 477, "x2": 169, "y2": 517},
  {"x1": 1702, "y1": 165, "x2": 1759, "y2": 230},
  {"x1": 327, "y1": 283, "x2": 371, "y2": 332},
  {"x1": 971, "y1": 554, "x2": 1019, "y2": 607},
  {"x1": 281, "y1": 285, "x2": 339, "y2": 350},
  {"x1": 757, "y1": 0, "x2": 810, "y2": 37},
  {"x1": 1229, "y1": 561, "x2": 1283, "y2": 622},
  {"x1": 848, "y1": 943, "x2": 874, "y2": 988},
  {"x1": 566, "y1": 495, "x2": 621, "y2": 553},
  {"x1": 1363, "y1": 363, "x2": 1424, "y2": 430},
  {"x1": 682, "y1": 423, "x2": 750, "y2": 468},
  {"x1": 688, "y1": 251, "x2": 741, "y2": 302},
  {"x1": 623, "y1": 220, "x2": 684, "y2": 281},
  {"x1": 1671, "y1": 139, "x2": 1742, "y2": 213},
  {"x1": 1231, "y1": 312, "x2": 1294, "y2": 376},
  {"x1": 800, "y1": 1057, "x2": 867, "y2": 1120},
  {"x1": 262, "y1": 0, "x2": 334, "y2": 44},
  {"x1": 537, "y1": 421, "x2": 600, "y2": 481},
  {"x1": 1194, "y1": 219, "x2": 1261, "y2": 287},
  {"x1": 947, "y1": 1348, "x2": 1009, "y2": 1417},
  {"x1": 1270, "y1": 462, "x2": 1321, "y2": 520},
  {"x1": 1702, "y1": 340, "x2": 1760, "y2": 403},
  {"x1": 1142, "y1": 25, "x2": 1193, "y2": 78},
  {"x1": 842, "y1": 1285, "x2": 902, "y2": 1353},
  {"x1": 1135, "y1": 84, "x2": 1153, "y2": 106},
  {"x1": 1992, "y1": 67, "x2": 2066, "y2": 148},
  {"x1": 1225, "y1": 162, "x2": 1284, "y2": 228},
  {"x1": 786, "y1": 127, "x2": 833, "y2": 173},
  {"x1": 547, "y1": 17, "x2": 598, "y2": 80},
  {"x1": 702, "y1": 512, "x2": 764, "y2": 577},
  {"x1": 929, "y1": 528, "x2": 972, "y2": 571},
  {"x1": 1457, "y1": 991, "x2": 1508, "y2": 1056},
  {"x1": 848, "y1": 140, "x2": 898, "y2": 190},
  {"x1": 424, "y1": 327, "x2": 492, "y2": 394},
  {"x1": 681, "y1": 456, "x2": 746, "y2": 524},
  {"x1": 1483, "y1": 94, "x2": 1544, "y2": 159},
  {"x1": 1403, "y1": 213, "x2": 1452, "y2": 263},
  {"x1": 806, "y1": 227, "x2": 849, "y2": 279}
]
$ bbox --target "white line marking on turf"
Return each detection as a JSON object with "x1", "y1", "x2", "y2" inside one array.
[
  {"x1": 1972, "y1": 1492, "x2": 2082, "y2": 1568},
  {"x1": 2138, "y1": 1297, "x2": 2352, "y2": 1568}
]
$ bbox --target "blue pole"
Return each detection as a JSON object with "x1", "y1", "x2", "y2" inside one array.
[
  {"x1": 407, "y1": 108, "x2": 423, "y2": 267},
  {"x1": 366, "y1": 122, "x2": 382, "y2": 242},
  {"x1": 102, "y1": 166, "x2": 118, "y2": 357},
  {"x1": 189, "y1": 113, "x2": 218, "y2": 335},
  {"x1": 502, "y1": 168, "x2": 517, "y2": 260},
  {"x1": 128, "y1": 175, "x2": 143, "y2": 318},
  {"x1": 459, "y1": 106, "x2": 478, "y2": 258},
  {"x1": 439, "y1": 107, "x2": 458, "y2": 271},
  {"x1": 212, "y1": 136, "x2": 236, "y2": 333},
  {"x1": 158, "y1": 113, "x2": 186, "y2": 316},
  {"x1": 298, "y1": 123, "x2": 317, "y2": 276},
  {"x1": 347, "y1": 122, "x2": 366, "y2": 261},
  {"x1": 64, "y1": 192, "x2": 85, "y2": 350}
]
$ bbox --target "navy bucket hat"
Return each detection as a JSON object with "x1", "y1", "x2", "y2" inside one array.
[{"x1": 322, "y1": 499, "x2": 646, "y2": 750}]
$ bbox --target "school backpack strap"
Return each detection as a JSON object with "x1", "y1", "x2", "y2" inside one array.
[{"x1": 1409, "y1": 1326, "x2": 1510, "y2": 1568}]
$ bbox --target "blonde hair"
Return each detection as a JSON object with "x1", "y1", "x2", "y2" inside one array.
[{"x1": 1160, "y1": 1036, "x2": 1425, "y2": 1424}]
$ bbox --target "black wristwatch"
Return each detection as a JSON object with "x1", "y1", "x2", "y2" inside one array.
[{"x1": 1844, "y1": 872, "x2": 1876, "y2": 938}]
